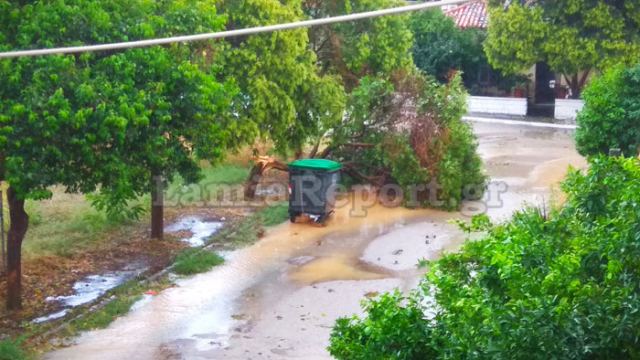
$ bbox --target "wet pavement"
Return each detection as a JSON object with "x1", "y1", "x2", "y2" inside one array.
[{"x1": 44, "y1": 121, "x2": 586, "y2": 360}]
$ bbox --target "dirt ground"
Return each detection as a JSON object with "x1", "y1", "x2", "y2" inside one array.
[{"x1": 42, "y1": 121, "x2": 587, "y2": 360}]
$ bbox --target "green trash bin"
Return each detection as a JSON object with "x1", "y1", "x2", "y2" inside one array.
[{"x1": 288, "y1": 159, "x2": 342, "y2": 224}]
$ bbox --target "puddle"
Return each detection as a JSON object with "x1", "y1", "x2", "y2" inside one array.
[
  {"x1": 165, "y1": 216, "x2": 224, "y2": 247},
  {"x1": 33, "y1": 309, "x2": 70, "y2": 324},
  {"x1": 54, "y1": 273, "x2": 135, "y2": 307},
  {"x1": 34, "y1": 271, "x2": 140, "y2": 324},
  {"x1": 289, "y1": 255, "x2": 386, "y2": 284}
]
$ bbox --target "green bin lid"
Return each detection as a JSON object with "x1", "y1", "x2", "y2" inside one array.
[{"x1": 288, "y1": 159, "x2": 342, "y2": 172}]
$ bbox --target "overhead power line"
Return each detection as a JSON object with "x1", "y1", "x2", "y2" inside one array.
[{"x1": 0, "y1": 0, "x2": 468, "y2": 59}]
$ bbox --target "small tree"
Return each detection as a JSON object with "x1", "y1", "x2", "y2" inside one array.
[
  {"x1": 575, "y1": 64, "x2": 640, "y2": 158},
  {"x1": 328, "y1": 71, "x2": 485, "y2": 208},
  {"x1": 485, "y1": 0, "x2": 640, "y2": 97}
]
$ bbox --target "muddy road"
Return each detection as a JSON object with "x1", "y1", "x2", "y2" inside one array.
[{"x1": 44, "y1": 122, "x2": 586, "y2": 360}]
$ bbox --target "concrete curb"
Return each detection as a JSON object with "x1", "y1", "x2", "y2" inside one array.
[{"x1": 463, "y1": 116, "x2": 578, "y2": 130}]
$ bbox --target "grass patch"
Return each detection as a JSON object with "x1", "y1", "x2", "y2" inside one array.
[
  {"x1": 69, "y1": 279, "x2": 143, "y2": 332},
  {"x1": 210, "y1": 202, "x2": 289, "y2": 248},
  {"x1": 172, "y1": 248, "x2": 224, "y2": 275},
  {"x1": 72, "y1": 294, "x2": 140, "y2": 332},
  {"x1": 258, "y1": 202, "x2": 289, "y2": 226},
  {"x1": 68, "y1": 277, "x2": 170, "y2": 332},
  {"x1": 0, "y1": 338, "x2": 28, "y2": 360},
  {"x1": 21, "y1": 163, "x2": 250, "y2": 259},
  {"x1": 23, "y1": 201, "x2": 136, "y2": 258}
]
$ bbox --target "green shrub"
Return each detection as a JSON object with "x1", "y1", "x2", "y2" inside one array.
[
  {"x1": 257, "y1": 202, "x2": 289, "y2": 227},
  {"x1": 410, "y1": 9, "x2": 484, "y2": 84},
  {"x1": 330, "y1": 156, "x2": 640, "y2": 359},
  {"x1": 0, "y1": 339, "x2": 28, "y2": 360},
  {"x1": 331, "y1": 291, "x2": 436, "y2": 360},
  {"x1": 172, "y1": 248, "x2": 224, "y2": 275},
  {"x1": 436, "y1": 119, "x2": 486, "y2": 210},
  {"x1": 576, "y1": 64, "x2": 640, "y2": 157}
]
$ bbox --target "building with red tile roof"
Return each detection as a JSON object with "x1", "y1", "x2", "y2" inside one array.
[{"x1": 444, "y1": 0, "x2": 488, "y2": 29}]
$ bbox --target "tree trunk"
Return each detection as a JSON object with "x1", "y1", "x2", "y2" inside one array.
[
  {"x1": 570, "y1": 74, "x2": 580, "y2": 99},
  {"x1": 6, "y1": 186, "x2": 28, "y2": 311},
  {"x1": 150, "y1": 174, "x2": 163, "y2": 240},
  {"x1": 578, "y1": 69, "x2": 591, "y2": 97},
  {"x1": 244, "y1": 157, "x2": 289, "y2": 200}
]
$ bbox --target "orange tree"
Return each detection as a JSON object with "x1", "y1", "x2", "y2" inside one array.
[{"x1": 0, "y1": 0, "x2": 245, "y2": 310}]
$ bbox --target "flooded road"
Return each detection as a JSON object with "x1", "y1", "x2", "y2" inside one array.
[{"x1": 45, "y1": 122, "x2": 586, "y2": 360}]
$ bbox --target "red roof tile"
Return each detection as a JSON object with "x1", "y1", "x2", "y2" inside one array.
[{"x1": 444, "y1": 0, "x2": 488, "y2": 29}]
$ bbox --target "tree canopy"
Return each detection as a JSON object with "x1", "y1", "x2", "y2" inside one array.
[
  {"x1": 328, "y1": 71, "x2": 485, "y2": 209},
  {"x1": 304, "y1": 0, "x2": 414, "y2": 90},
  {"x1": 219, "y1": 0, "x2": 345, "y2": 153},
  {"x1": 485, "y1": 0, "x2": 640, "y2": 95},
  {"x1": 0, "y1": 0, "x2": 241, "y2": 309}
]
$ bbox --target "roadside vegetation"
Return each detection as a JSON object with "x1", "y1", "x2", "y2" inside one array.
[
  {"x1": 0, "y1": 338, "x2": 28, "y2": 360},
  {"x1": 67, "y1": 279, "x2": 164, "y2": 332},
  {"x1": 576, "y1": 64, "x2": 640, "y2": 158},
  {"x1": 172, "y1": 249, "x2": 224, "y2": 276},
  {"x1": 329, "y1": 156, "x2": 640, "y2": 359},
  {"x1": 209, "y1": 202, "x2": 289, "y2": 249}
]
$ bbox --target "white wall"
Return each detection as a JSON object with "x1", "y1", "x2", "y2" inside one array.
[
  {"x1": 467, "y1": 96, "x2": 528, "y2": 116},
  {"x1": 554, "y1": 99, "x2": 584, "y2": 121}
]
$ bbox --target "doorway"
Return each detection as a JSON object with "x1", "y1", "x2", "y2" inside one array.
[{"x1": 528, "y1": 62, "x2": 556, "y2": 117}]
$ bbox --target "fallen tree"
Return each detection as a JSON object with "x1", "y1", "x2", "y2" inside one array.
[{"x1": 245, "y1": 71, "x2": 486, "y2": 209}]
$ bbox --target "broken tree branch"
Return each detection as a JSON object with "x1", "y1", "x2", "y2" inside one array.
[{"x1": 244, "y1": 156, "x2": 289, "y2": 200}]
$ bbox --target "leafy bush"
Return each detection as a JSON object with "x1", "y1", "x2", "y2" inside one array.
[
  {"x1": 331, "y1": 291, "x2": 436, "y2": 360},
  {"x1": 436, "y1": 119, "x2": 486, "y2": 209},
  {"x1": 330, "y1": 71, "x2": 486, "y2": 209},
  {"x1": 172, "y1": 249, "x2": 224, "y2": 275},
  {"x1": 576, "y1": 65, "x2": 640, "y2": 157},
  {"x1": 410, "y1": 9, "x2": 485, "y2": 84},
  {"x1": 409, "y1": 9, "x2": 517, "y2": 95},
  {"x1": 330, "y1": 156, "x2": 640, "y2": 359}
]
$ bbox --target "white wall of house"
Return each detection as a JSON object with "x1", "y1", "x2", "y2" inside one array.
[
  {"x1": 554, "y1": 99, "x2": 584, "y2": 121},
  {"x1": 467, "y1": 96, "x2": 528, "y2": 116}
]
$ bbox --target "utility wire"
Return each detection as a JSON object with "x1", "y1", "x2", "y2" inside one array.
[{"x1": 0, "y1": 0, "x2": 468, "y2": 59}]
